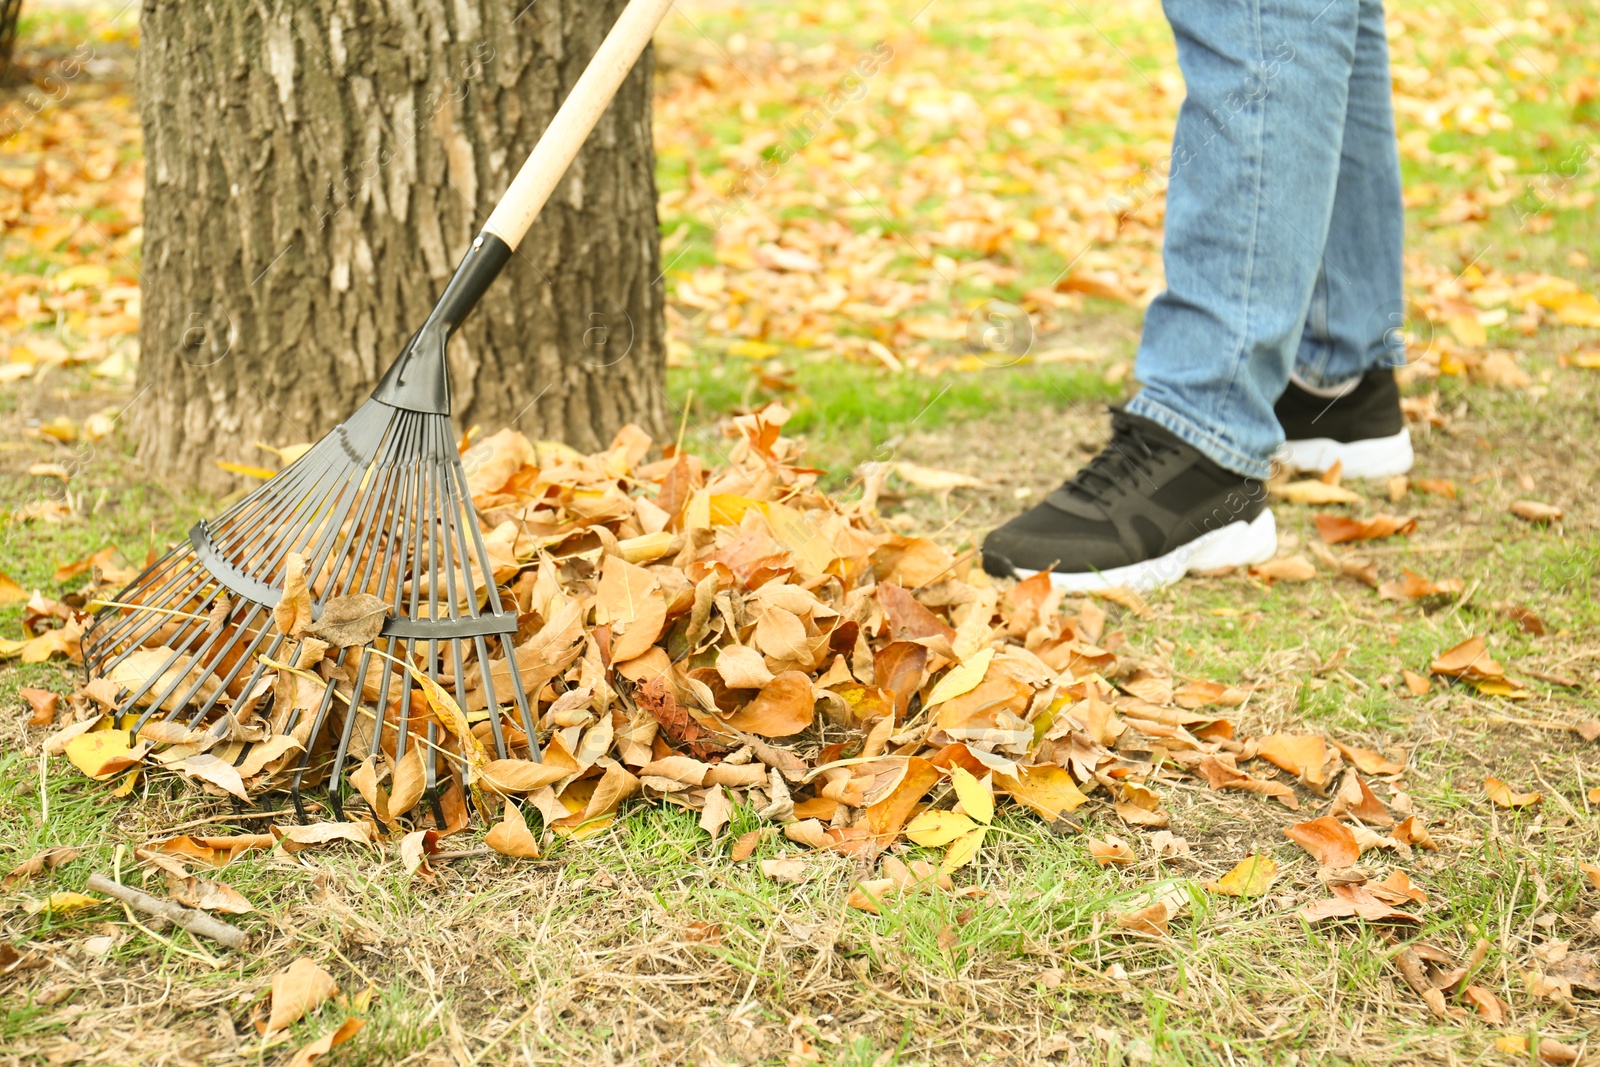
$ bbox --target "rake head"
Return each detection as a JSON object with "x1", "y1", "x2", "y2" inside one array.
[{"x1": 83, "y1": 236, "x2": 539, "y2": 826}]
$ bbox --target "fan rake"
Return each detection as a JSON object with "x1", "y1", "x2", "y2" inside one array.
[{"x1": 81, "y1": 0, "x2": 677, "y2": 826}]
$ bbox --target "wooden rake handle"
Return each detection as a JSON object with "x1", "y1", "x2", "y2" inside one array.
[{"x1": 483, "y1": 0, "x2": 676, "y2": 251}]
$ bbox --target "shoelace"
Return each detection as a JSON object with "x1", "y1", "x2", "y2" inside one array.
[{"x1": 1060, "y1": 414, "x2": 1178, "y2": 506}]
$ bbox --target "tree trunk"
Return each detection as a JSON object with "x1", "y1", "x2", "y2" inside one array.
[{"x1": 135, "y1": 0, "x2": 665, "y2": 493}]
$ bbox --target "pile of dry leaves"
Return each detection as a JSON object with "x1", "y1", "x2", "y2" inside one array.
[{"x1": 14, "y1": 408, "x2": 1451, "y2": 859}]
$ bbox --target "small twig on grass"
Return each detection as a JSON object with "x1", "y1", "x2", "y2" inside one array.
[
  {"x1": 87, "y1": 872, "x2": 249, "y2": 950},
  {"x1": 162, "y1": 808, "x2": 300, "y2": 833}
]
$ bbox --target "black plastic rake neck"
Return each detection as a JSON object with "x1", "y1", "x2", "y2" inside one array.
[{"x1": 370, "y1": 231, "x2": 513, "y2": 415}]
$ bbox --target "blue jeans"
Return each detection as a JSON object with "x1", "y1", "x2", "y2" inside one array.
[{"x1": 1125, "y1": 0, "x2": 1405, "y2": 479}]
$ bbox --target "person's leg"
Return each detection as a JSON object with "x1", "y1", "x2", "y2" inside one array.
[
  {"x1": 1274, "y1": 0, "x2": 1413, "y2": 478},
  {"x1": 1125, "y1": 0, "x2": 1365, "y2": 480},
  {"x1": 1287, "y1": 0, "x2": 1404, "y2": 390}
]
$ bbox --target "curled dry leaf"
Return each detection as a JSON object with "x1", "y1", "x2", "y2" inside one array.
[
  {"x1": 165, "y1": 873, "x2": 254, "y2": 914},
  {"x1": 1088, "y1": 836, "x2": 1136, "y2": 866},
  {"x1": 1510, "y1": 499, "x2": 1563, "y2": 523},
  {"x1": 1270, "y1": 480, "x2": 1363, "y2": 505},
  {"x1": 286, "y1": 1017, "x2": 365, "y2": 1067},
  {"x1": 1249, "y1": 555, "x2": 1317, "y2": 583},
  {"x1": 304, "y1": 592, "x2": 390, "y2": 647},
  {"x1": 1484, "y1": 777, "x2": 1541, "y2": 808},
  {"x1": 399, "y1": 829, "x2": 440, "y2": 880},
  {"x1": 1378, "y1": 568, "x2": 1464, "y2": 601},
  {"x1": 1314, "y1": 513, "x2": 1417, "y2": 545},
  {"x1": 1429, "y1": 635, "x2": 1503, "y2": 681},
  {"x1": 1284, "y1": 816, "x2": 1360, "y2": 867},
  {"x1": 3, "y1": 847, "x2": 78, "y2": 890}
]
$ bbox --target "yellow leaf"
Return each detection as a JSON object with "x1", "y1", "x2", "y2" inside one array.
[
  {"x1": 1269, "y1": 480, "x2": 1363, "y2": 505},
  {"x1": 949, "y1": 766, "x2": 994, "y2": 825},
  {"x1": 22, "y1": 891, "x2": 104, "y2": 916},
  {"x1": 905, "y1": 809, "x2": 978, "y2": 847},
  {"x1": 214, "y1": 460, "x2": 279, "y2": 480},
  {"x1": 941, "y1": 827, "x2": 988, "y2": 873},
  {"x1": 64, "y1": 729, "x2": 139, "y2": 780},
  {"x1": 0, "y1": 570, "x2": 28, "y2": 603},
  {"x1": 1204, "y1": 854, "x2": 1279, "y2": 896},
  {"x1": 925, "y1": 647, "x2": 994, "y2": 708}
]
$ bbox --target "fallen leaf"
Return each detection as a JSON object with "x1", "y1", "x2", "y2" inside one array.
[
  {"x1": 1250, "y1": 555, "x2": 1317, "y2": 583},
  {"x1": 286, "y1": 1017, "x2": 365, "y2": 1067},
  {"x1": 1378, "y1": 568, "x2": 1464, "y2": 600},
  {"x1": 1088, "y1": 836, "x2": 1136, "y2": 866},
  {"x1": 22, "y1": 891, "x2": 104, "y2": 916},
  {"x1": 183, "y1": 754, "x2": 251, "y2": 802},
  {"x1": 274, "y1": 553, "x2": 313, "y2": 637},
  {"x1": 1271, "y1": 480, "x2": 1363, "y2": 505},
  {"x1": 165, "y1": 873, "x2": 254, "y2": 914},
  {"x1": 1284, "y1": 816, "x2": 1360, "y2": 867},
  {"x1": 723, "y1": 671, "x2": 815, "y2": 737},
  {"x1": 19, "y1": 688, "x2": 59, "y2": 725},
  {"x1": 1429, "y1": 635, "x2": 1503, "y2": 681},
  {"x1": 1484, "y1": 777, "x2": 1541, "y2": 808},
  {"x1": 484, "y1": 801, "x2": 541, "y2": 858},
  {"x1": 1510, "y1": 499, "x2": 1563, "y2": 523},
  {"x1": 1204, "y1": 855, "x2": 1278, "y2": 896},
  {"x1": 3, "y1": 847, "x2": 78, "y2": 889},
  {"x1": 1314, "y1": 513, "x2": 1417, "y2": 544},
  {"x1": 1401, "y1": 670, "x2": 1432, "y2": 696},
  {"x1": 759, "y1": 858, "x2": 807, "y2": 884},
  {"x1": 267, "y1": 958, "x2": 339, "y2": 1035},
  {"x1": 305, "y1": 593, "x2": 390, "y2": 647},
  {"x1": 399, "y1": 829, "x2": 440, "y2": 880}
]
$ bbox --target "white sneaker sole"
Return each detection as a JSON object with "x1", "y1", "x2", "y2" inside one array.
[
  {"x1": 1014, "y1": 509, "x2": 1279, "y2": 594},
  {"x1": 1277, "y1": 428, "x2": 1413, "y2": 479}
]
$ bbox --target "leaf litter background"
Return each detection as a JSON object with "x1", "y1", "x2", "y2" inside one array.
[{"x1": 2, "y1": 0, "x2": 1600, "y2": 1064}]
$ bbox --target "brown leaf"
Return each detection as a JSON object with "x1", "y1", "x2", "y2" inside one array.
[
  {"x1": 286, "y1": 1017, "x2": 365, "y2": 1067},
  {"x1": 699, "y1": 784, "x2": 734, "y2": 843},
  {"x1": 1429, "y1": 635, "x2": 1503, "y2": 681},
  {"x1": 273, "y1": 552, "x2": 314, "y2": 637},
  {"x1": 1462, "y1": 985, "x2": 1505, "y2": 1025},
  {"x1": 484, "y1": 800, "x2": 540, "y2": 858},
  {"x1": 1401, "y1": 670, "x2": 1432, "y2": 696},
  {"x1": 1284, "y1": 816, "x2": 1359, "y2": 867},
  {"x1": 1249, "y1": 555, "x2": 1316, "y2": 583},
  {"x1": 876, "y1": 582, "x2": 956, "y2": 644},
  {"x1": 1378, "y1": 568, "x2": 1464, "y2": 601},
  {"x1": 267, "y1": 958, "x2": 338, "y2": 1034},
  {"x1": 165, "y1": 873, "x2": 254, "y2": 914},
  {"x1": 1087, "y1": 836, "x2": 1135, "y2": 866},
  {"x1": 1114, "y1": 901, "x2": 1170, "y2": 937},
  {"x1": 1484, "y1": 777, "x2": 1541, "y2": 808},
  {"x1": 305, "y1": 593, "x2": 390, "y2": 647},
  {"x1": 3, "y1": 847, "x2": 78, "y2": 889},
  {"x1": 1257, "y1": 733, "x2": 1332, "y2": 789},
  {"x1": 1314, "y1": 513, "x2": 1417, "y2": 544},
  {"x1": 183, "y1": 754, "x2": 251, "y2": 801},
  {"x1": 723, "y1": 671, "x2": 814, "y2": 737},
  {"x1": 715, "y1": 644, "x2": 773, "y2": 689},
  {"x1": 1510, "y1": 499, "x2": 1563, "y2": 523},
  {"x1": 1329, "y1": 740, "x2": 1405, "y2": 776},
  {"x1": 394, "y1": 830, "x2": 435, "y2": 881},
  {"x1": 759, "y1": 857, "x2": 807, "y2": 883},
  {"x1": 19, "y1": 688, "x2": 59, "y2": 726}
]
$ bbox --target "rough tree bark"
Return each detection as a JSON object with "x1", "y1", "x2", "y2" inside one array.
[{"x1": 136, "y1": 0, "x2": 665, "y2": 492}]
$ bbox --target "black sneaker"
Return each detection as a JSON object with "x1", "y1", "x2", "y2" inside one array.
[
  {"x1": 982, "y1": 408, "x2": 1277, "y2": 593},
  {"x1": 1274, "y1": 367, "x2": 1413, "y2": 478}
]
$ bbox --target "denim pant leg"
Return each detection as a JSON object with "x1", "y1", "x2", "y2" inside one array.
[
  {"x1": 1293, "y1": 0, "x2": 1405, "y2": 387},
  {"x1": 1126, "y1": 0, "x2": 1364, "y2": 479}
]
